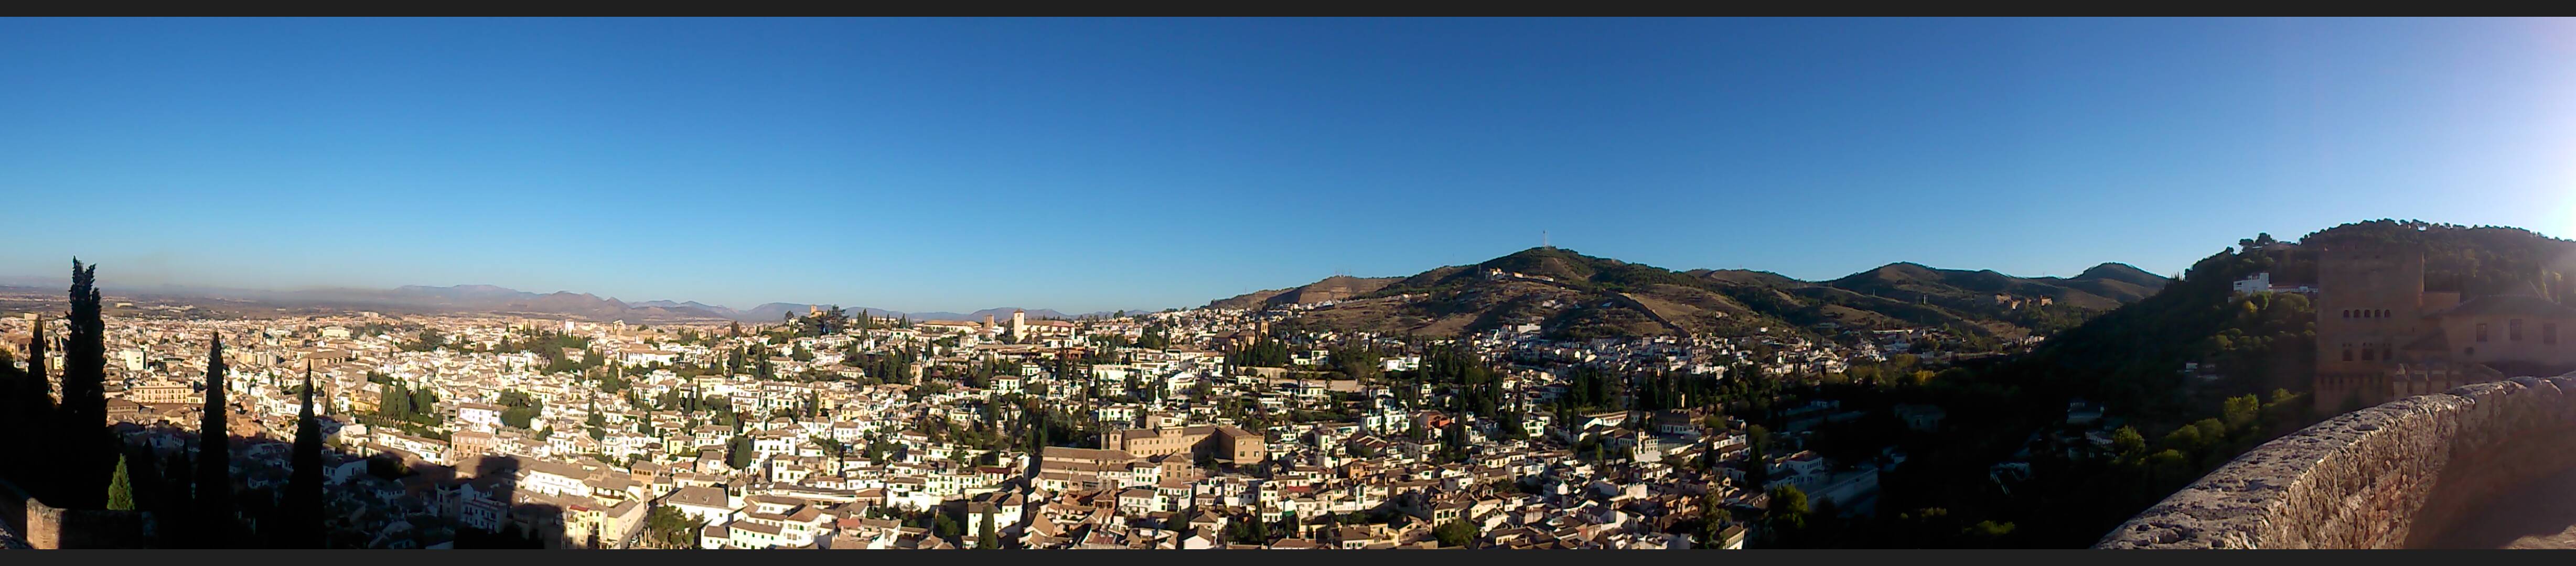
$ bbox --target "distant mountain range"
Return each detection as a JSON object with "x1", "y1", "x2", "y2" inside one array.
[
  {"x1": 0, "y1": 276, "x2": 1131, "y2": 324},
  {"x1": 1223, "y1": 247, "x2": 2172, "y2": 341},
  {"x1": 362, "y1": 287, "x2": 1132, "y2": 324},
  {"x1": 0, "y1": 248, "x2": 2166, "y2": 333}
]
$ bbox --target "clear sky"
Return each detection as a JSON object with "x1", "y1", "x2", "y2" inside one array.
[{"x1": 2, "y1": 17, "x2": 2571, "y2": 313}]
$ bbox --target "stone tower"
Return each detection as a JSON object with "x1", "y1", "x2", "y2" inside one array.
[
  {"x1": 1011, "y1": 310, "x2": 1027, "y2": 342},
  {"x1": 2313, "y1": 244, "x2": 2427, "y2": 412}
]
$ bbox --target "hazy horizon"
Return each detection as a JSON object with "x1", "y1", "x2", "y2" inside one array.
[
  {"x1": 4, "y1": 18, "x2": 2570, "y2": 313},
  {"x1": 0, "y1": 246, "x2": 2175, "y2": 314}
]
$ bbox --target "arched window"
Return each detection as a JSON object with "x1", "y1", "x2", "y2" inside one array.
[{"x1": 2477, "y1": 323, "x2": 2491, "y2": 343}]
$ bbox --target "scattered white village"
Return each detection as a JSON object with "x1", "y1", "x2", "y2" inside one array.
[{"x1": 0, "y1": 297, "x2": 2045, "y2": 550}]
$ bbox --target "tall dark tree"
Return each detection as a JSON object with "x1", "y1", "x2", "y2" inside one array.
[
  {"x1": 195, "y1": 337, "x2": 236, "y2": 547},
  {"x1": 278, "y1": 367, "x2": 326, "y2": 548},
  {"x1": 978, "y1": 505, "x2": 999, "y2": 549},
  {"x1": 7, "y1": 315, "x2": 50, "y2": 483},
  {"x1": 56, "y1": 259, "x2": 111, "y2": 508},
  {"x1": 157, "y1": 450, "x2": 193, "y2": 546}
]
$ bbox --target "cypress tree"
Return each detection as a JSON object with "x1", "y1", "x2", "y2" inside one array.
[
  {"x1": 196, "y1": 338, "x2": 235, "y2": 547},
  {"x1": 25, "y1": 312, "x2": 48, "y2": 397},
  {"x1": 280, "y1": 366, "x2": 326, "y2": 548},
  {"x1": 7, "y1": 315, "x2": 50, "y2": 483},
  {"x1": 106, "y1": 453, "x2": 134, "y2": 510},
  {"x1": 159, "y1": 450, "x2": 192, "y2": 528},
  {"x1": 978, "y1": 506, "x2": 998, "y2": 549},
  {"x1": 57, "y1": 259, "x2": 110, "y2": 508}
]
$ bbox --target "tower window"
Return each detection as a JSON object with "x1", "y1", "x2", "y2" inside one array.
[
  {"x1": 2361, "y1": 347, "x2": 2376, "y2": 361},
  {"x1": 2510, "y1": 319, "x2": 2524, "y2": 342},
  {"x1": 2343, "y1": 348, "x2": 2353, "y2": 362},
  {"x1": 2547, "y1": 323, "x2": 2559, "y2": 345},
  {"x1": 2478, "y1": 323, "x2": 2490, "y2": 343}
]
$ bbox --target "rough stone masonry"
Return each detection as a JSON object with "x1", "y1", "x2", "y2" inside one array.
[{"x1": 2097, "y1": 374, "x2": 2576, "y2": 549}]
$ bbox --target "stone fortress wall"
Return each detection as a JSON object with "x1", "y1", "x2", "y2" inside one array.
[
  {"x1": 0, "y1": 478, "x2": 148, "y2": 549},
  {"x1": 2098, "y1": 374, "x2": 2576, "y2": 549}
]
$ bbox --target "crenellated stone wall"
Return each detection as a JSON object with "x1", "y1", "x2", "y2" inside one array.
[{"x1": 2098, "y1": 374, "x2": 2576, "y2": 549}]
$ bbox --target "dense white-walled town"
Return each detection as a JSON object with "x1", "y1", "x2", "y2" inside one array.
[{"x1": 0, "y1": 299, "x2": 2031, "y2": 550}]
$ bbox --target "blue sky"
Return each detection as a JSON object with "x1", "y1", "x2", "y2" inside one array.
[{"x1": 2, "y1": 17, "x2": 2571, "y2": 313}]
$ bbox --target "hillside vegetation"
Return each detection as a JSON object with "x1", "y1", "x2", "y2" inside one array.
[
  {"x1": 1844, "y1": 220, "x2": 2576, "y2": 548},
  {"x1": 1248, "y1": 247, "x2": 2170, "y2": 342}
]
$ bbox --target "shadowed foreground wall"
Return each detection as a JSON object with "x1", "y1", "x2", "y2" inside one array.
[
  {"x1": 0, "y1": 478, "x2": 148, "y2": 549},
  {"x1": 2097, "y1": 375, "x2": 2576, "y2": 549}
]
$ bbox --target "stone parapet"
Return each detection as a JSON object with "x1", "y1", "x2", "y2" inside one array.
[{"x1": 2098, "y1": 375, "x2": 2576, "y2": 549}]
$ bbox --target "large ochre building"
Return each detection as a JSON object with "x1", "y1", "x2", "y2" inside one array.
[{"x1": 2311, "y1": 244, "x2": 2576, "y2": 412}]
